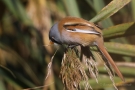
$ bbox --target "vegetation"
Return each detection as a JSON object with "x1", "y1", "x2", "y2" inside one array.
[{"x1": 0, "y1": 0, "x2": 135, "y2": 90}]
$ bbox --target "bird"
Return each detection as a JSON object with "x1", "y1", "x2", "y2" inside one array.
[{"x1": 49, "y1": 16, "x2": 124, "y2": 81}]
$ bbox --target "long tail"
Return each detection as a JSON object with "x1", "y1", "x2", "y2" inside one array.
[{"x1": 96, "y1": 39, "x2": 125, "y2": 81}]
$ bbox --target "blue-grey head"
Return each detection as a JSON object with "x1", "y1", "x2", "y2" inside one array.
[{"x1": 49, "y1": 23, "x2": 62, "y2": 44}]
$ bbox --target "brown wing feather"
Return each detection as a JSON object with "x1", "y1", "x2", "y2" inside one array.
[{"x1": 58, "y1": 16, "x2": 102, "y2": 35}]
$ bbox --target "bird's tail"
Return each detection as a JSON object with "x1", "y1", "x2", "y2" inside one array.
[{"x1": 96, "y1": 38, "x2": 124, "y2": 81}]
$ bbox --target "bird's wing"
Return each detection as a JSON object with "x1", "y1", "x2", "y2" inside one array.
[
  {"x1": 66, "y1": 28, "x2": 100, "y2": 34},
  {"x1": 64, "y1": 24, "x2": 101, "y2": 35},
  {"x1": 61, "y1": 16, "x2": 102, "y2": 34}
]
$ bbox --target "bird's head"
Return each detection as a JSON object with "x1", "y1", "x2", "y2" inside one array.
[{"x1": 49, "y1": 23, "x2": 62, "y2": 45}]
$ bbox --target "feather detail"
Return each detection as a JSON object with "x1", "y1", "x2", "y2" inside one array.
[
  {"x1": 66, "y1": 28, "x2": 100, "y2": 34},
  {"x1": 95, "y1": 38, "x2": 125, "y2": 81}
]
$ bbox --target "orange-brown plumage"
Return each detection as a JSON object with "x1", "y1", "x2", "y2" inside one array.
[
  {"x1": 58, "y1": 17, "x2": 102, "y2": 46},
  {"x1": 49, "y1": 16, "x2": 124, "y2": 81}
]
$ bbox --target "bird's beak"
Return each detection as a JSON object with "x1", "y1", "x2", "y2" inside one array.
[{"x1": 49, "y1": 40, "x2": 54, "y2": 45}]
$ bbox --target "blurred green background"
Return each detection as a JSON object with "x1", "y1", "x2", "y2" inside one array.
[{"x1": 0, "y1": 0, "x2": 135, "y2": 90}]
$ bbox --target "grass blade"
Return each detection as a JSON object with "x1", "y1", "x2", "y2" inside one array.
[
  {"x1": 90, "y1": 0, "x2": 131, "y2": 23},
  {"x1": 103, "y1": 22, "x2": 135, "y2": 39}
]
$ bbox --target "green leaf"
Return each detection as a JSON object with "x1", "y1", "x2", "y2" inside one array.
[
  {"x1": 82, "y1": 65, "x2": 135, "y2": 89},
  {"x1": 103, "y1": 22, "x2": 135, "y2": 39},
  {"x1": 98, "y1": 65, "x2": 135, "y2": 76},
  {"x1": 0, "y1": 78, "x2": 6, "y2": 90},
  {"x1": 2, "y1": 0, "x2": 32, "y2": 26},
  {"x1": 93, "y1": 0, "x2": 114, "y2": 28},
  {"x1": 131, "y1": 0, "x2": 135, "y2": 20},
  {"x1": 105, "y1": 42, "x2": 135, "y2": 57},
  {"x1": 90, "y1": 0, "x2": 131, "y2": 23},
  {"x1": 81, "y1": 76, "x2": 134, "y2": 89},
  {"x1": 62, "y1": 0, "x2": 81, "y2": 17}
]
